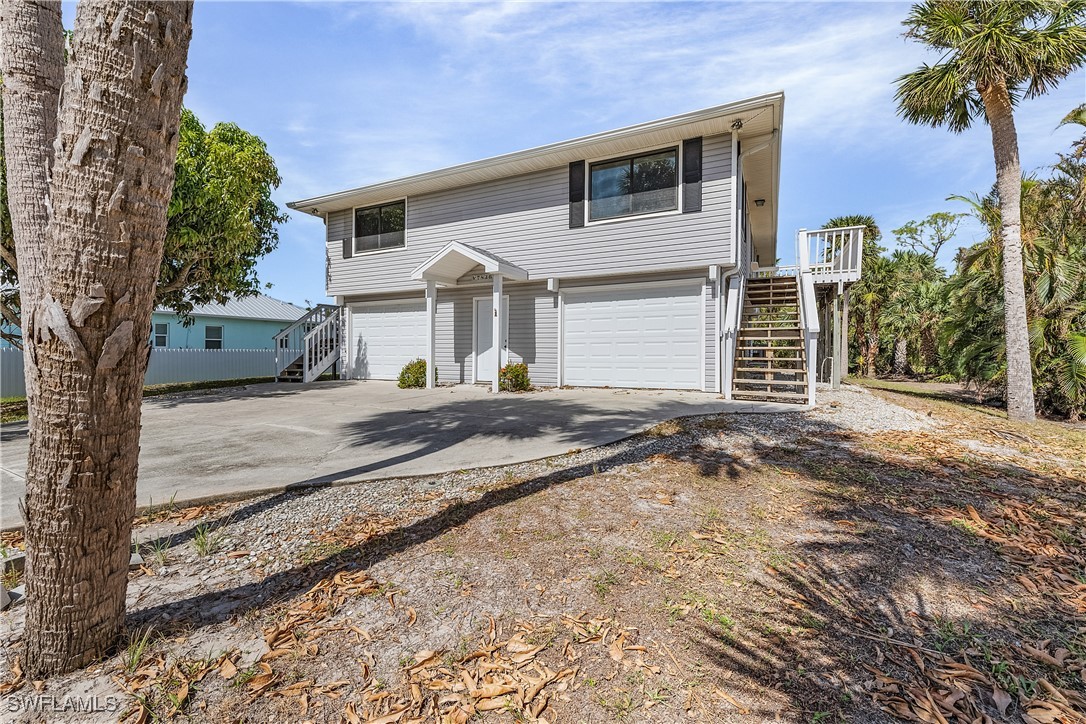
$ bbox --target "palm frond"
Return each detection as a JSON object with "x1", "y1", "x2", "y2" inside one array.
[{"x1": 895, "y1": 61, "x2": 982, "y2": 132}]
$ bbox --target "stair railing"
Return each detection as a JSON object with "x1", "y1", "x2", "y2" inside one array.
[
  {"x1": 721, "y1": 274, "x2": 744, "y2": 400},
  {"x1": 274, "y1": 304, "x2": 338, "y2": 378},
  {"x1": 302, "y1": 308, "x2": 342, "y2": 383},
  {"x1": 795, "y1": 230, "x2": 821, "y2": 406}
]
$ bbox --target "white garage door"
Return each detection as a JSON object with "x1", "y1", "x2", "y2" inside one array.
[
  {"x1": 563, "y1": 282, "x2": 702, "y2": 389},
  {"x1": 349, "y1": 301, "x2": 427, "y2": 380}
]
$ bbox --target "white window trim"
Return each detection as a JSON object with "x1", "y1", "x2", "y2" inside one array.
[
  {"x1": 153, "y1": 322, "x2": 169, "y2": 348},
  {"x1": 584, "y1": 144, "x2": 683, "y2": 227},
  {"x1": 352, "y1": 197, "x2": 408, "y2": 256},
  {"x1": 204, "y1": 324, "x2": 224, "y2": 350}
]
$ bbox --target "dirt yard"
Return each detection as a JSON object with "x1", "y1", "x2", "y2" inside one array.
[{"x1": 1, "y1": 381, "x2": 1084, "y2": 723}]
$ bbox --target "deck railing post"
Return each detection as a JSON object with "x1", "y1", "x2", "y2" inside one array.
[{"x1": 797, "y1": 229, "x2": 810, "y2": 273}]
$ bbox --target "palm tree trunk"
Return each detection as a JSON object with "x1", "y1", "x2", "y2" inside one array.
[
  {"x1": 866, "y1": 313, "x2": 880, "y2": 377},
  {"x1": 981, "y1": 79, "x2": 1036, "y2": 422},
  {"x1": 0, "y1": 0, "x2": 65, "y2": 399},
  {"x1": 4, "y1": 0, "x2": 193, "y2": 677},
  {"x1": 892, "y1": 336, "x2": 909, "y2": 376}
]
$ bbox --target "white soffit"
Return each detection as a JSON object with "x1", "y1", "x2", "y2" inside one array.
[{"x1": 289, "y1": 92, "x2": 784, "y2": 217}]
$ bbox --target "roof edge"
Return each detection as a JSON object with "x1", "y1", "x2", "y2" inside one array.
[{"x1": 288, "y1": 92, "x2": 785, "y2": 213}]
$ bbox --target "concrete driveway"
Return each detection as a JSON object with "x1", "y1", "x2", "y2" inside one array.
[{"x1": 0, "y1": 381, "x2": 794, "y2": 529}]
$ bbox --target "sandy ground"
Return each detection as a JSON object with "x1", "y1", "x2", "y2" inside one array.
[{"x1": 1, "y1": 381, "x2": 1083, "y2": 724}]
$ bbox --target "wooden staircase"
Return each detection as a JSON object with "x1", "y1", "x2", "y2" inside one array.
[
  {"x1": 731, "y1": 276, "x2": 808, "y2": 404},
  {"x1": 273, "y1": 304, "x2": 341, "y2": 384}
]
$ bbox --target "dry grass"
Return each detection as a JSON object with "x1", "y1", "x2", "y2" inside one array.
[{"x1": 2, "y1": 381, "x2": 1084, "y2": 723}]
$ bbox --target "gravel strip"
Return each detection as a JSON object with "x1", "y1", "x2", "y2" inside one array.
[{"x1": 174, "y1": 383, "x2": 936, "y2": 576}]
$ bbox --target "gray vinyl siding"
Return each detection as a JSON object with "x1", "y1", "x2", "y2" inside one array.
[
  {"x1": 434, "y1": 287, "x2": 473, "y2": 384},
  {"x1": 509, "y1": 285, "x2": 558, "y2": 386},
  {"x1": 340, "y1": 271, "x2": 714, "y2": 389},
  {"x1": 704, "y1": 277, "x2": 718, "y2": 392},
  {"x1": 326, "y1": 133, "x2": 733, "y2": 296},
  {"x1": 433, "y1": 282, "x2": 558, "y2": 386}
]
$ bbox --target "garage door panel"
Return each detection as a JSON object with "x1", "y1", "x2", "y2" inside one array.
[
  {"x1": 563, "y1": 283, "x2": 702, "y2": 390},
  {"x1": 350, "y1": 302, "x2": 426, "y2": 380}
]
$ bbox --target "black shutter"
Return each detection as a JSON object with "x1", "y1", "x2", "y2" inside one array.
[
  {"x1": 682, "y1": 137, "x2": 702, "y2": 213},
  {"x1": 568, "y1": 161, "x2": 585, "y2": 228},
  {"x1": 342, "y1": 235, "x2": 353, "y2": 259}
]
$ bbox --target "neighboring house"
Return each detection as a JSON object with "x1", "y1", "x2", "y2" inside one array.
[
  {"x1": 151, "y1": 293, "x2": 307, "y2": 350},
  {"x1": 286, "y1": 92, "x2": 864, "y2": 403}
]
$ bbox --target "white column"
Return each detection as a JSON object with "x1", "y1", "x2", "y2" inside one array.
[
  {"x1": 425, "y1": 280, "x2": 436, "y2": 389},
  {"x1": 841, "y1": 287, "x2": 850, "y2": 380},
  {"x1": 831, "y1": 285, "x2": 842, "y2": 390},
  {"x1": 492, "y1": 274, "x2": 503, "y2": 393}
]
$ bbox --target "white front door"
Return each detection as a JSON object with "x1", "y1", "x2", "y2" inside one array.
[{"x1": 474, "y1": 296, "x2": 509, "y2": 383}]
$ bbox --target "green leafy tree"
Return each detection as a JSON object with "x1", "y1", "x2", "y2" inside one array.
[
  {"x1": 157, "y1": 109, "x2": 288, "y2": 319},
  {"x1": 895, "y1": 0, "x2": 1086, "y2": 421},
  {"x1": 0, "y1": 82, "x2": 18, "y2": 345},
  {"x1": 0, "y1": 107, "x2": 286, "y2": 346},
  {"x1": 892, "y1": 211, "x2": 964, "y2": 259}
]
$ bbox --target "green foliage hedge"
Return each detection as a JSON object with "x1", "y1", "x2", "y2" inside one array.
[{"x1": 398, "y1": 358, "x2": 432, "y2": 389}]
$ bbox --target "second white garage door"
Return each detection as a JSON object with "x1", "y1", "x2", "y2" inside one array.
[
  {"x1": 349, "y1": 301, "x2": 427, "y2": 380},
  {"x1": 562, "y1": 282, "x2": 703, "y2": 389}
]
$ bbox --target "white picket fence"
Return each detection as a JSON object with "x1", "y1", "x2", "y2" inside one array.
[{"x1": 0, "y1": 348, "x2": 277, "y2": 398}]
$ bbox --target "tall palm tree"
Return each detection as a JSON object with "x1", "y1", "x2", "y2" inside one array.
[{"x1": 894, "y1": 1, "x2": 1086, "y2": 421}]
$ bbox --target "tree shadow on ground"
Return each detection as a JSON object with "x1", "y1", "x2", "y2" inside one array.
[
  {"x1": 125, "y1": 400, "x2": 1082, "y2": 722},
  {"x1": 129, "y1": 395, "x2": 716, "y2": 616},
  {"x1": 851, "y1": 377, "x2": 1002, "y2": 409},
  {"x1": 135, "y1": 394, "x2": 692, "y2": 554},
  {"x1": 327, "y1": 393, "x2": 695, "y2": 477},
  {"x1": 671, "y1": 421, "x2": 1083, "y2": 722}
]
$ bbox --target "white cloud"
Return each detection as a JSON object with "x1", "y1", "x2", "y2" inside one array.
[{"x1": 213, "y1": 1, "x2": 1085, "y2": 299}]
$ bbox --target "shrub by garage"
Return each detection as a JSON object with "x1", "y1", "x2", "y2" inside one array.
[{"x1": 398, "y1": 358, "x2": 434, "y2": 389}]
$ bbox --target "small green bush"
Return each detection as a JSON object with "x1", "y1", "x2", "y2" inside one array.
[
  {"x1": 499, "y1": 362, "x2": 532, "y2": 392},
  {"x1": 398, "y1": 358, "x2": 433, "y2": 388}
]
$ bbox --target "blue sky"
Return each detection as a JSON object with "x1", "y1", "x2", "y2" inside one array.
[{"x1": 117, "y1": 2, "x2": 1086, "y2": 305}]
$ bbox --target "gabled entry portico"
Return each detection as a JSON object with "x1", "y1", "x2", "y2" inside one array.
[{"x1": 411, "y1": 242, "x2": 529, "y2": 392}]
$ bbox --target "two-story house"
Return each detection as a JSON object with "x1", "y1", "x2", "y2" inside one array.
[{"x1": 285, "y1": 92, "x2": 864, "y2": 403}]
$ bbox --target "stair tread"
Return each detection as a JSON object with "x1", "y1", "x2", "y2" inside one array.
[
  {"x1": 734, "y1": 368, "x2": 805, "y2": 372},
  {"x1": 731, "y1": 389, "x2": 808, "y2": 401},
  {"x1": 733, "y1": 379, "x2": 807, "y2": 387},
  {"x1": 739, "y1": 331, "x2": 802, "y2": 336}
]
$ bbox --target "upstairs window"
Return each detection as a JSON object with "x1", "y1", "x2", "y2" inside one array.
[
  {"x1": 589, "y1": 149, "x2": 678, "y2": 221},
  {"x1": 204, "y1": 325, "x2": 223, "y2": 350},
  {"x1": 354, "y1": 200, "x2": 406, "y2": 253},
  {"x1": 153, "y1": 323, "x2": 169, "y2": 348}
]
